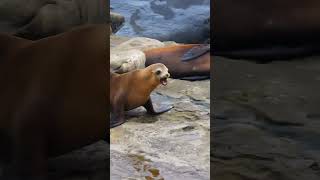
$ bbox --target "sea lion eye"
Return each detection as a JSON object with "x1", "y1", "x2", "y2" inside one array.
[{"x1": 156, "y1": 70, "x2": 161, "y2": 75}]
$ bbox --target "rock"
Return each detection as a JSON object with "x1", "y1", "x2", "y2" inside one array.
[
  {"x1": 112, "y1": 37, "x2": 165, "y2": 51},
  {"x1": 110, "y1": 79, "x2": 210, "y2": 179},
  {"x1": 110, "y1": 35, "x2": 131, "y2": 48},
  {"x1": 163, "y1": 41, "x2": 178, "y2": 46},
  {"x1": 110, "y1": 12, "x2": 125, "y2": 33},
  {"x1": 110, "y1": 49, "x2": 146, "y2": 73},
  {"x1": 110, "y1": 36, "x2": 165, "y2": 73},
  {"x1": 212, "y1": 56, "x2": 320, "y2": 180},
  {"x1": 0, "y1": 0, "x2": 107, "y2": 39}
]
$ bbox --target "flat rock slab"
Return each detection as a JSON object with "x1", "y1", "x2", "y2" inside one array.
[
  {"x1": 212, "y1": 56, "x2": 320, "y2": 180},
  {"x1": 111, "y1": 79, "x2": 210, "y2": 180}
]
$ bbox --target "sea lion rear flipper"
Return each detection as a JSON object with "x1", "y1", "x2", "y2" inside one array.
[
  {"x1": 181, "y1": 44, "x2": 210, "y2": 62},
  {"x1": 143, "y1": 98, "x2": 173, "y2": 115}
]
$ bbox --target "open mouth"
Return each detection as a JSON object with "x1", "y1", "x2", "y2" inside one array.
[{"x1": 160, "y1": 77, "x2": 168, "y2": 86}]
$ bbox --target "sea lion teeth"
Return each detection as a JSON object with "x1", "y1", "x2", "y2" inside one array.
[{"x1": 160, "y1": 77, "x2": 168, "y2": 86}]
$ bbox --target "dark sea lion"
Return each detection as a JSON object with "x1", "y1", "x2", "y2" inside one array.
[
  {"x1": 213, "y1": 0, "x2": 320, "y2": 60},
  {"x1": 110, "y1": 63, "x2": 172, "y2": 128},
  {"x1": 0, "y1": 33, "x2": 31, "y2": 61},
  {"x1": 0, "y1": 24, "x2": 108, "y2": 179},
  {"x1": 0, "y1": 0, "x2": 107, "y2": 40},
  {"x1": 144, "y1": 44, "x2": 210, "y2": 79}
]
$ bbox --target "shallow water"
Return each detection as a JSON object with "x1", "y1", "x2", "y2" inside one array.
[{"x1": 110, "y1": 0, "x2": 210, "y2": 43}]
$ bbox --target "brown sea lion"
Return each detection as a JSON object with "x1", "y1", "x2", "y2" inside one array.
[
  {"x1": 0, "y1": 24, "x2": 108, "y2": 179},
  {"x1": 0, "y1": 0, "x2": 107, "y2": 40},
  {"x1": 0, "y1": 33, "x2": 31, "y2": 61},
  {"x1": 110, "y1": 63, "x2": 172, "y2": 128},
  {"x1": 144, "y1": 44, "x2": 210, "y2": 80},
  {"x1": 213, "y1": 0, "x2": 320, "y2": 60}
]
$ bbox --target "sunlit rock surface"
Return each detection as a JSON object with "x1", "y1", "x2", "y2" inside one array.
[{"x1": 110, "y1": 79, "x2": 210, "y2": 180}]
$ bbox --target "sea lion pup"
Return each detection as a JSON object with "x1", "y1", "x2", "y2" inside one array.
[
  {"x1": 110, "y1": 63, "x2": 172, "y2": 128},
  {"x1": 0, "y1": 24, "x2": 108, "y2": 179},
  {"x1": 144, "y1": 44, "x2": 210, "y2": 80}
]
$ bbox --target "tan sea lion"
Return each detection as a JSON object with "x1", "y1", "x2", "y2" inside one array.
[
  {"x1": 144, "y1": 44, "x2": 210, "y2": 80},
  {"x1": 0, "y1": 24, "x2": 108, "y2": 179},
  {"x1": 110, "y1": 63, "x2": 172, "y2": 128}
]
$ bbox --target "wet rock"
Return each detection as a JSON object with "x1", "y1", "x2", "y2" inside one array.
[
  {"x1": 110, "y1": 12, "x2": 125, "y2": 33},
  {"x1": 212, "y1": 56, "x2": 320, "y2": 180}
]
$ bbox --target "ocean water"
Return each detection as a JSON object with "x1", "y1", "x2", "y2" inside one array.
[{"x1": 110, "y1": 0, "x2": 210, "y2": 43}]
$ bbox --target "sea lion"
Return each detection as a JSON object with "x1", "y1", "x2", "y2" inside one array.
[
  {"x1": 0, "y1": 24, "x2": 108, "y2": 179},
  {"x1": 110, "y1": 63, "x2": 172, "y2": 128},
  {"x1": 0, "y1": 33, "x2": 31, "y2": 61},
  {"x1": 213, "y1": 0, "x2": 320, "y2": 60},
  {"x1": 0, "y1": 0, "x2": 107, "y2": 40},
  {"x1": 144, "y1": 44, "x2": 210, "y2": 79}
]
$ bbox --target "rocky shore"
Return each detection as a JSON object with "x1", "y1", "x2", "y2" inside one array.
[{"x1": 110, "y1": 35, "x2": 210, "y2": 180}]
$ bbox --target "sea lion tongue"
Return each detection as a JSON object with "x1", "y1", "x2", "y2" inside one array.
[{"x1": 160, "y1": 78, "x2": 168, "y2": 86}]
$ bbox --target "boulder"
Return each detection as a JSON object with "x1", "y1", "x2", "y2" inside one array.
[
  {"x1": 112, "y1": 37, "x2": 164, "y2": 51},
  {"x1": 110, "y1": 49, "x2": 146, "y2": 73},
  {"x1": 110, "y1": 37, "x2": 165, "y2": 73},
  {"x1": 110, "y1": 12, "x2": 125, "y2": 34}
]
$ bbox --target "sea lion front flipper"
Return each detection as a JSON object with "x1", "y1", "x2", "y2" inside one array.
[
  {"x1": 143, "y1": 98, "x2": 173, "y2": 115},
  {"x1": 110, "y1": 101, "x2": 126, "y2": 128},
  {"x1": 110, "y1": 111, "x2": 125, "y2": 128},
  {"x1": 181, "y1": 44, "x2": 210, "y2": 62}
]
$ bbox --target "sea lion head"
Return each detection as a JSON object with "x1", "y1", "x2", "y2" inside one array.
[{"x1": 148, "y1": 63, "x2": 170, "y2": 86}]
